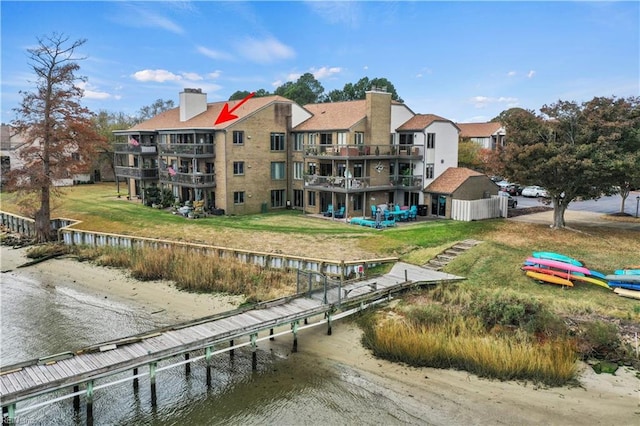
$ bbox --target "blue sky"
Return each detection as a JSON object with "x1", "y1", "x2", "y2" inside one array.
[{"x1": 1, "y1": 1, "x2": 638, "y2": 124}]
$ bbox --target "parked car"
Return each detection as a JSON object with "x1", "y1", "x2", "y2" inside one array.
[
  {"x1": 521, "y1": 185, "x2": 549, "y2": 198},
  {"x1": 499, "y1": 191, "x2": 517, "y2": 208}
]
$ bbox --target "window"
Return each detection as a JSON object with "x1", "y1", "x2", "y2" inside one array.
[
  {"x1": 233, "y1": 131, "x2": 244, "y2": 145},
  {"x1": 427, "y1": 133, "x2": 435, "y2": 149},
  {"x1": 307, "y1": 162, "x2": 317, "y2": 175},
  {"x1": 320, "y1": 133, "x2": 332, "y2": 145},
  {"x1": 426, "y1": 163, "x2": 435, "y2": 179},
  {"x1": 271, "y1": 162, "x2": 285, "y2": 180},
  {"x1": 337, "y1": 132, "x2": 347, "y2": 146},
  {"x1": 293, "y1": 162, "x2": 304, "y2": 180},
  {"x1": 270, "y1": 133, "x2": 285, "y2": 151},
  {"x1": 271, "y1": 189, "x2": 285, "y2": 207},
  {"x1": 234, "y1": 191, "x2": 245, "y2": 204},
  {"x1": 353, "y1": 194, "x2": 363, "y2": 211},
  {"x1": 308, "y1": 133, "x2": 316, "y2": 145},
  {"x1": 354, "y1": 132, "x2": 364, "y2": 145},
  {"x1": 353, "y1": 163, "x2": 363, "y2": 178},
  {"x1": 294, "y1": 133, "x2": 304, "y2": 151},
  {"x1": 308, "y1": 191, "x2": 316, "y2": 206},
  {"x1": 399, "y1": 133, "x2": 414, "y2": 146},
  {"x1": 233, "y1": 161, "x2": 244, "y2": 175}
]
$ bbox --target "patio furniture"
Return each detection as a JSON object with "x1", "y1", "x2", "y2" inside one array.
[
  {"x1": 322, "y1": 204, "x2": 334, "y2": 217},
  {"x1": 333, "y1": 206, "x2": 346, "y2": 219},
  {"x1": 407, "y1": 205, "x2": 418, "y2": 221}
]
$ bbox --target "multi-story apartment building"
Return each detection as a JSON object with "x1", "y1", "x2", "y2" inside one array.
[
  {"x1": 113, "y1": 88, "x2": 460, "y2": 217},
  {"x1": 457, "y1": 122, "x2": 505, "y2": 150}
]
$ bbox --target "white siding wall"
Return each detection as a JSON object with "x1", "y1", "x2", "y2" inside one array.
[
  {"x1": 424, "y1": 121, "x2": 459, "y2": 187},
  {"x1": 390, "y1": 104, "x2": 415, "y2": 145},
  {"x1": 291, "y1": 104, "x2": 313, "y2": 128}
]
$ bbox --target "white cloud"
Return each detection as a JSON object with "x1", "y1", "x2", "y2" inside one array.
[
  {"x1": 306, "y1": 1, "x2": 361, "y2": 27},
  {"x1": 312, "y1": 66, "x2": 342, "y2": 79},
  {"x1": 507, "y1": 71, "x2": 517, "y2": 77},
  {"x1": 527, "y1": 70, "x2": 536, "y2": 78},
  {"x1": 181, "y1": 72, "x2": 203, "y2": 81},
  {"x1": 363, "y1": 65, "x2": 369, "y2": 70},
  {"x1": 77, "y1": 82, "x2": 111, "y2": 100},
  {"x1": 271, "y1": 79, "x2": 283, "y2": 88},
  {"x1": 235, "y1": 37, "x2": 295, "y2": 64},
  {"x1": 207, "y1": 70, "x2": 222, "y2": 79},
  {"x1": 286, "y1": 73, "x2": 301, "y2": 81},
  {"x1": 132, "y1": 69, "x2": 182, "y2": 83},
  {"x1": 470, "y1": 96, "x2": 519, "y2": 109},
  {"x1": 197, "y1": 46, "x2": 233, "y2": 61}
]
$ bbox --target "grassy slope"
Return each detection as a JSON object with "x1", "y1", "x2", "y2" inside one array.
[{"x1": 1, "y1": 183, "x2": 639, "y2": 320}]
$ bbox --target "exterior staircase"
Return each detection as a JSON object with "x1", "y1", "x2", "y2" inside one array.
[{"x1": 424, "y1": 239, "x2": 483, "y2": 271}]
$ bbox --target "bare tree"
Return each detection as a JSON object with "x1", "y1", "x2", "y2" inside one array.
[{"x1": 8, "y1": 33, "x2": 106, "y2": 242}]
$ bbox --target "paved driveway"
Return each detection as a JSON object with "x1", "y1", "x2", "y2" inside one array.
[
  {"x1": 515, "y1": 191, "x2": 640, "y2": 216},
  {"x1": 509, "y1": 191, "x2": 640, "y2": 231}
]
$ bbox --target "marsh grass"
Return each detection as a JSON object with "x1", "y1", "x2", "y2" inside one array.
[
  {"x1": 361, "y1": 313, "x2": 577, "y2": 386},
  {"x1": 75, "y1": 245, "x2": 296, "y2": 303}
]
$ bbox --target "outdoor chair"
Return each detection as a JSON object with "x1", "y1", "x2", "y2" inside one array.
[
  {"x1": 322, "y1": 204, "x2": 334, "y2": 217},
  {"x1": 407, "y1": 205, "x2": 418, "y2": 221},
  {"x1": 333, "y1": 206, "x2": 346, "y2": 219}
]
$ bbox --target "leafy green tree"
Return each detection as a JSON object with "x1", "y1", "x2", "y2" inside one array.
[
  {"x1": 457, "y1": 138, "x2": 483, "y2": 170},
  {"x1": 229, "y1": 89, "x2": 271, "y2": 100},
  {"x1": 137, "y1": 99, "x2": 174, "y2": 122},
  {"x1": 8, "y1": 33, "x2": 106, "y2": 241},
  {"x1": 324, "y1": 77, "x2": 403, "y2": 103},
  {"x1": 502, "y1": 97, "x2": 638, "y2": 228},
  {"x1": 581, "y1": 96, "x2": 640, "y2": 214},
  {"x1": 274, "y1": 72, "x2": 324, "y2": 105},
  {"x1": 93, "y1": 110, "x2": 137, "y2": 177}
]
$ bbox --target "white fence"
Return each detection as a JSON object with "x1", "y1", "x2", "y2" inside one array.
[{"x1": 451, "y1": 196, "x2": 507, "y2": 222}]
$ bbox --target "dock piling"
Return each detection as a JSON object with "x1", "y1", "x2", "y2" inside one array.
[{"x1": 149, "y1": 362, "x2": 157, "y2": 407}]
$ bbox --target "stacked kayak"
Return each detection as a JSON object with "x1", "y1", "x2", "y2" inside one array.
[
  {"x1": 606, "y1": 269, "x2": 640, "y2": 292},
  {"x1": 522, "y1": 252, "x2": 609, "y2": 289}
]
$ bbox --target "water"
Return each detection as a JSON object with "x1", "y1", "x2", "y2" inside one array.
[{"x1": 1, "y1": 262, "x2": 429, "y2": 426}]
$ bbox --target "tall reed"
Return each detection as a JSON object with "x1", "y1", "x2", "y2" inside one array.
[
  {"x1": 363, "y1": 315, "x2": 577, "y2": 386},
  {"x1": 76, "y1": 245, "x2": 297, "y2": 302}
]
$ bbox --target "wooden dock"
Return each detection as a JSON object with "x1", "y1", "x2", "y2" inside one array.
[{"x1": 1, "y1": 263, "x2": 463, "y2": 423}]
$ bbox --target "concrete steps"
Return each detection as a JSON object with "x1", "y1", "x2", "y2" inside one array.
[{"x1": 424, "y1": 239, "x2": 482, "y2": 271}]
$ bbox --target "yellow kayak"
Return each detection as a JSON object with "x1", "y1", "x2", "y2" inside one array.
[
  {"x1": 569, "y1": 274, "x2": 611, "y2": 290},
  {"x1": 526, "y1": 271, "x2": 573, "y2": 287}
]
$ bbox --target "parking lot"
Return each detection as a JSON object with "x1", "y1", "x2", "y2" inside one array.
[{"x1": 514, "y1": 191, "x2": 640, "y2": 217}]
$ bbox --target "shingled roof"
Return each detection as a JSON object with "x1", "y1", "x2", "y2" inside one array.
[
  {"x1": 293, "y1": 100, "x2": 367, "y2": 131},
  {"x1": 396, "y1": 114, "x2": 458, "y2": 131},
  {"x1": 128, "y1": 95, "x2": 293, "y2": 131},
  {"x1": 457, "y1": 122, "x2": 503, "y2": 138},
  {"x1": 424, "y1": 167, "x2": 485, "y2": 194}
]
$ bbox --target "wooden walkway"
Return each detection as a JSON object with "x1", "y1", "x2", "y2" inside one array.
[{"x1": 1, "y1": 262, "x2": 463, "y2": 422}]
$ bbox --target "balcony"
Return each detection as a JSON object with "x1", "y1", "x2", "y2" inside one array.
[
  {"x1": 158, "y1": 143, "x2": 214, "y2": 157},
  {"x1": 304, "y1": 174, "x2": 424, "y2": 192},
  {"x1": 113, "y1": 144, "x2": 157, "y2": 155},
  {"x1": 303, "y1": 144, "x2": 423, "y2": 159},
  {"x1": 115, "y1": 166, "x2": 158, "y2": 179},
  {"x1": 159, "y1": 171, "x2": 216, "y2": 188}
]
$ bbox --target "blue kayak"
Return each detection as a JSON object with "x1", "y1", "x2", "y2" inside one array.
[
  {"x1": 614, "y1": 269, "x2": 640, "y2": 276},
  {"x1": 608, "y1": 282, "x2": 640, "y2": 291}
]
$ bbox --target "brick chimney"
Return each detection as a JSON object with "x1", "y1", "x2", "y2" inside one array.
[
  {"x1": 365, "y1": 87, "x2": 392, "y2": 144},
  {"x1": 179, "y1": 88, "x2": 207, "y2": 122}
]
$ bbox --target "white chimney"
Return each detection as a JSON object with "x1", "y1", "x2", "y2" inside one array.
[{"x1": 179, "y1": 88, "x2": 207, "y2": 122}]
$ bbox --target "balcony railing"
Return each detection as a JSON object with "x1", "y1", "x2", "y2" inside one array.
[
  {"x1": 115, "y1": 166, "x2": 158, "y2": 179},
  {"x1": 303, "y1": 144, "x2": 423, "y2": 158},
  {"x1": 159, "y1": 171, "x2": 216, "y2": 187},
  {"x1": 158, "y1": 143, "x2": 214, "y2": 156},
  {"x1": 304, "y1": 174, "x2": 424, "y2": 191},
  {"x1": 114, "y1": 144, "x2": 157, "y2": 154}
]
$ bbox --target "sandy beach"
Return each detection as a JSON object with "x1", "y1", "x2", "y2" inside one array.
[{"x1": 1, "y1": 245, "x2": 638, "y2": 424}]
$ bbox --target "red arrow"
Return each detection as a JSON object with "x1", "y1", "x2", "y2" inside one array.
[{"x1": 215, "y1": 92, "x2": 255, "y2": 125}]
